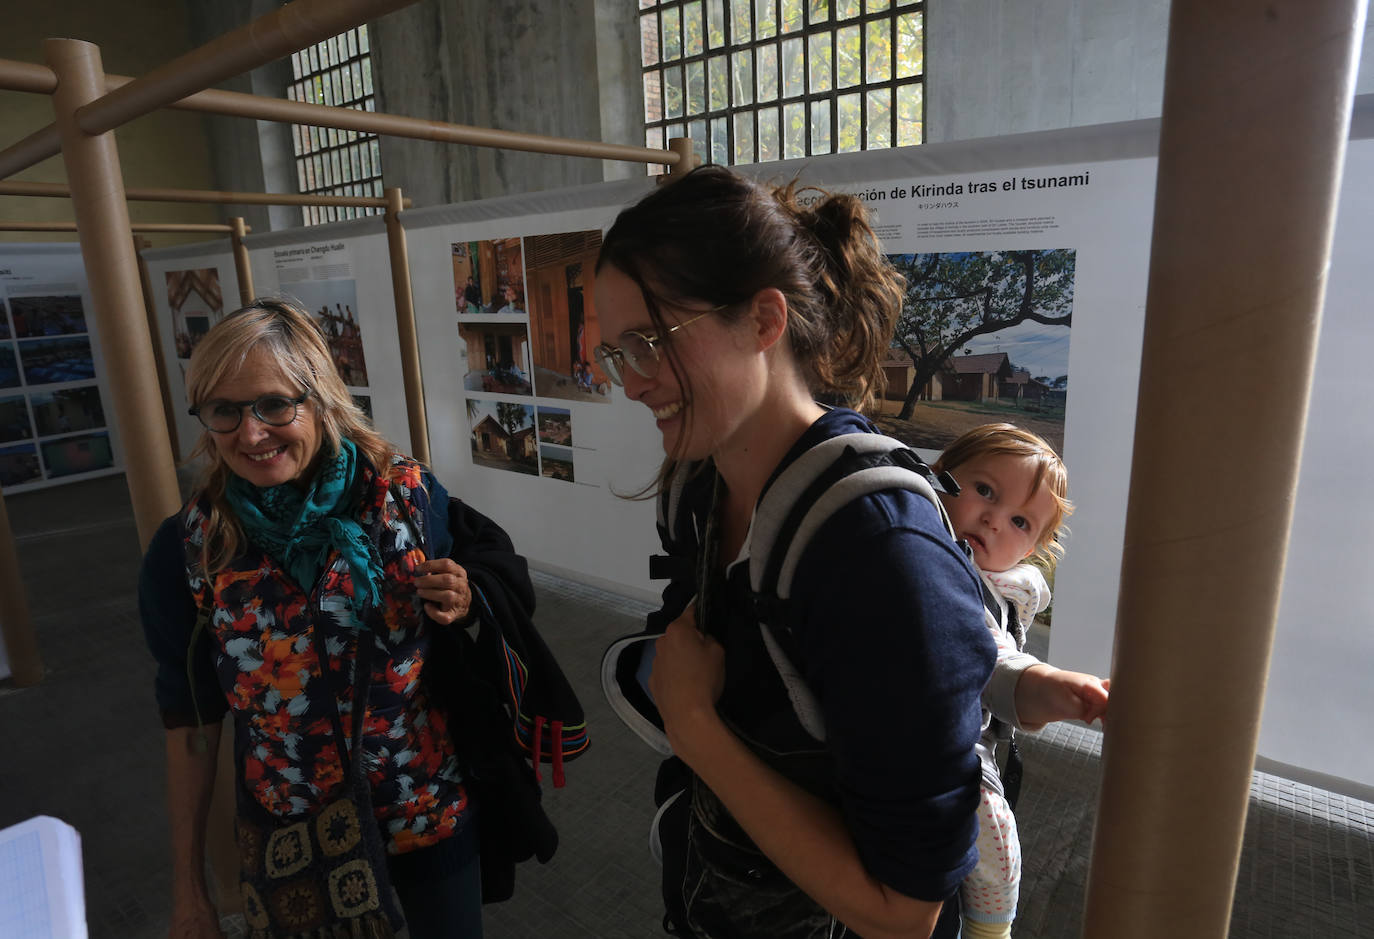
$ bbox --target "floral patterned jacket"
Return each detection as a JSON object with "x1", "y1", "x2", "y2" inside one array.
[{"x1": 142, "y1": 456, "x2": 469, "y2": 855}]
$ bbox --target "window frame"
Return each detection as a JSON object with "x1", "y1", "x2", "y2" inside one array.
[
  {"x1": 286, "y1": 27, "x2": 385, "y2": 226},
  {"x1": 639, "y1": 0, "x2": 924, "y2": 170}
]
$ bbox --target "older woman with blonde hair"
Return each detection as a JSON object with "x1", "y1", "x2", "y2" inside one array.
[{"x1": 140, "y1": 298, "x2": 482, "y2": 939}]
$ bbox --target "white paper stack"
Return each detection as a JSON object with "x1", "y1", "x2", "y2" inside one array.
[{"x1": 0, "y1": 815, "x2": 88, "y2": 939}]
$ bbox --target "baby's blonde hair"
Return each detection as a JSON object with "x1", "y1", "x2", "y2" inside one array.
[{"x1": 932, "y1": 423, "x2": 1073, "y2": 564}]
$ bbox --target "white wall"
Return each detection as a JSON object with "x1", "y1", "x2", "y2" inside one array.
[
  {"x1": 927, "y1": 1, "x2": 1374, "y2": 144},
  {"x1": 1256, "y1": 131, "x2": 1374, "y2": 796}
]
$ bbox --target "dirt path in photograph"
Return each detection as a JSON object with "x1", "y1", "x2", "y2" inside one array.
[{"x1": 872, "y1": 400, "x2": 1065, "y2": 454}]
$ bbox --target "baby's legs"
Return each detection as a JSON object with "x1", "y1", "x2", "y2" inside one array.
[{"x1": 960, "y1": 787, "x2": 1021, "y2": 938}]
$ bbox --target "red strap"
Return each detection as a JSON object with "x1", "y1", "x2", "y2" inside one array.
[
  {"x1": 531, "y1": 716, "x2": 545, "y2": 783},
  {"x1": 551, "y1": 720, "x2": 566, "y2": 788}
]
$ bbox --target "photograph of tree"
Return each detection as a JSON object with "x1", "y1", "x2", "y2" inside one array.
[
  {"x1": 526, "y1": 231, "x2": 612, "y2": 403},
  {"x1": 19, "y1": 336, "x2": 97, "y2": 385},
  {"x1": 457, "y1": 322, "x2": 533, "y2": 396},
  {"x1": 880, "y1": 248, "x2": 1075, "y2": 453},
  {"x1": 536, "y1": 406, "x2": 572, "y2": 447},
  {"x1": 283, "y1": 280, "x2": 370, "y2": 387},
  {"x1": 0, "y1": 442, "x2": 40, "y2": 486},
  {"x1": 9, "y1": 295, "x2": 88, "y2": 339},
  {"x1": 165, "y1": 269, "x2": 223, "y2": 359},
  {"x1": 466, "y1": 398, "x2": 538, "y2": 476},
  {"x1": 453, "y1": 238, "x2": 527, "y2": 316},
  {"x1": 0, "y1": 344, "x2": 18, "y2": 389},
  {"x1": 0, "y1": 394, "x2": 30, "y2": 444},
  {"x1": 540, "y1": 444, "x2": 574, "y2": 483},
  {"x1": 30, "y1": 386, "x2": 105, "y2": 437},
  {"x1": 40, "y1": 431, "x2": 113, "y2": 479}
]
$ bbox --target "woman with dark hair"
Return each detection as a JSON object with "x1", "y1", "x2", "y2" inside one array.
[
  {"x1": 140, "y1": 299, "x2": 483, "y2": 939},
  {"x1": 596, "y1": 166, "x2": 996, "y2": 938}
]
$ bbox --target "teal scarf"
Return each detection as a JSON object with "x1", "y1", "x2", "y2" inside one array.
[{"x1": 226, "y1": 437, "x2": 384, "y2": 619}]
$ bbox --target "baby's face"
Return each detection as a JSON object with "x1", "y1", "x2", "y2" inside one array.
[{"x1": 940, "y1": 452, "x2": 1055, "y2": 572}]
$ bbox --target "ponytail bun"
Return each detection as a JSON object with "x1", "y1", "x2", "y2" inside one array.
[{"x1": 772, "y1": 181, "x2": 904, "y2": 412}]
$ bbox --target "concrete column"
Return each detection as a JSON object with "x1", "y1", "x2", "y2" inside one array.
[
  {"x1": 46, "y1": 38, "x2": 181, "y2": 550},
  {"x1": 383, "y1": 186, "x2": 429, "y2": 464},
  {"x1": 1083, "y1": 2, "x2": 1367, "y2": 936}
]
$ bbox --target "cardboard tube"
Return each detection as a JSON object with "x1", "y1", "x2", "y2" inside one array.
[
  {"x1": 0, "y1": 122, "x2": 62, "y2": 180},
  {"x1": 0, "y1": 221, "x2": 246, "y2": 233},
  {"x1": 133, "y1": 235, "x2": 180, "y2": 462},
  {"x1": 0, "y1": 57, "x2": 55, "y2": 94},
  {"x1": 0, "y1": 488, "x2": 43, "y2": 687},
  {"x1": 383, "y1": 187, "x2": 429, "y2": 465},
  {"x1": 47, "y1": 38, "x2": 181, "y2": 549},
  {"x1": 76, "y1": 0, "x2": 419, "y2": 137},
  {"x1": 1082, "y1": 2, "x2": 1366, "y2": 936},
  {"x1": 667, "y1": 136, "x2": 700, "y2": 176},
  {"x1": 0, "y1": 179, "x2": 403, "y2": 208},
  {"x1": 230, "y1": 217, "x2": 253, "y2": 306},
  {"x1": 0, "y1": 0, "x2": 420, "y2": 179},
  {"x1": 0, "y1": 56, "x2": 677, "y2": 174}
]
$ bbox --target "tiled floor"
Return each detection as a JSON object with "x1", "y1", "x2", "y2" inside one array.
[{"x1": 2, "y1": 474, "x2": 1371, "y2": 937}]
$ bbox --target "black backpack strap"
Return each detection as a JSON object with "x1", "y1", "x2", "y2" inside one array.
[{"x1": 650, "y1": 459, "x2": 713, "y2": 585}]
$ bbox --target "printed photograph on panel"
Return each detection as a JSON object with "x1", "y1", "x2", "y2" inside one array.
[
  {"x1": 453, "y1": 239, "x2": 526, "y2": 316},
  {"x1": 526, "y1": 231, "x2": 611, "y2": 402},
  {"x1": 0, "y1": 344, "x2": 19, "y2": 389},
  {"x1": 281, "y1": 280, "x2": 370, "y2": 387},
  {"x1": 880, "y1": 249, "x2": 1075, "y2": 454},
  {"x1": 165, "y1": 269, "x2": 223, "y2": 359},
  {"x1": 9, "y1": 295, "x2": 88, "y2": 339},
  {"x1": 19, "y1": 336, "x2": 97, "y2": 385},
  {"x1": 466, "y1": 398, "x2": 538, "y2": 476},
  {"x1": 0, "y1": 394, "x2": 31, "y2": 443},
  {"x1": 351, "y1": 394, "x2": 373, "y2": 422},
  {"x1": 0, "y1": 442, "x2": 41, "y2": 486},
  {"x1": 536, "y1": 406, "x2": 572, "y2": 447},
  {"x1": 457, "y1": 322, "x2": 533, "y2": 396},
  {"x1": 540, "y1": 444, "x2": 574, "y2": 483},
  {"x1": 31, "y1": 386, "x2": 105, "y2": 437},
  {"x1": 40, "y1": 431, "x2": 114, "y2": 478},
  {"x1": 0, "y1": 300, "x2": 11, "y2": 340}
]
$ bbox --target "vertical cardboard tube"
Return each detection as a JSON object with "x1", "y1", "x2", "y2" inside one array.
[
  {"x1": 46, "y1": 38, "x2": 181, "y2": 550},
  {"x1": 666, "y1": 136, "x2": 698, "y2": 177},
  {"x1": 230, "y1": 216, "x2": 253, "y2": 306},
  {"x1": 47, "y1": 37, "x2": 239, "y2": 915},
  {"x1": 0, "y1": 488, "x2": 43, "y2": 687},
  {"x1": 1083, "y1": 2, "x2": 1366, "y2": 937},
  {"x1": 383, "y1": 186, "x2": 430, "y2": 465},
  {"x1": 133, "y1": 235, "x2": 181, "y2": 461}
]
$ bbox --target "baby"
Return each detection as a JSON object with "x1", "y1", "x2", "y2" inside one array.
[{"x1": 933, "y1": 423, "x2": 1110, "y2": 939}]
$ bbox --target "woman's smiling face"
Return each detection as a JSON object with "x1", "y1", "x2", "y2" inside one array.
[
  {"x1": 203, "y1": 346, "x2": 324, "y2": 488},
  {"x1": 594, "y1": 264, "x2": 761, "y2": 463}
]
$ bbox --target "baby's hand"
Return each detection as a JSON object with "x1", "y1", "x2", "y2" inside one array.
[{"x1": 1015, "y1": 664, "x2": 1110, "y2": 729}]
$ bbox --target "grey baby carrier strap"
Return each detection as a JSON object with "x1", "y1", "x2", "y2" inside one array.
[{"x1": 737, "y1": 432, "x2": 963, "y2": 742}]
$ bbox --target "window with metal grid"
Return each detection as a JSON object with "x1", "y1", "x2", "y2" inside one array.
[
  {"x1": 286, "y1": 26, "x2": 384, "y2": 226},
  {"x1": 640, "y1": 0, "x2": 923, "y2": 170}
]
